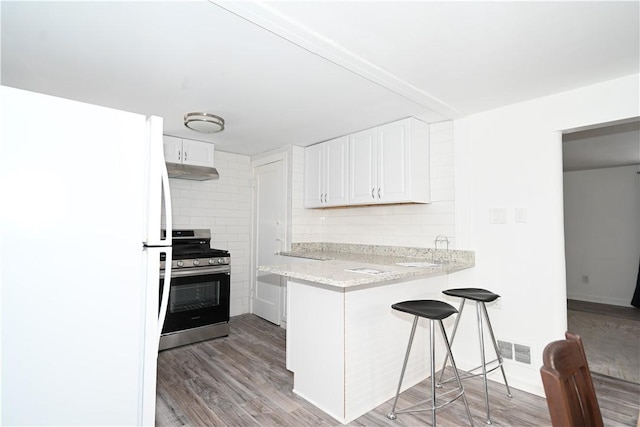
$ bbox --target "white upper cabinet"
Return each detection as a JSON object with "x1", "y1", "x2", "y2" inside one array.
[
  {"x1": 349, "y1": 117, "x2": 429, "y2": 205},
  {"x1": 163, "y1": 135, "x2": 214, "y2": 168},
  {"x1": 163, "y1": 135, "x2": 183, "y2": 164},
  {"x1": 304, "y1": 117, "x2": 429, "y2": 208},
  {"x1": 304, "y1": 136, "x2": 349, "y2": 208},
  {"x1": 304, "y1": 144, "x2": 324, "y2": 208},
  {"x1": 324, "y1": 137, "x2": 349, "y2": 206},
  {"x1": 348, "y1": 128, "x2": 377, "y2": 204}
]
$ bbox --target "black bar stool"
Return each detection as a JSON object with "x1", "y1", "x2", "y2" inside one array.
[
  {"x1": 437, "y1": 288, "x2": 512, "y2": 424},
  {"x1": 387, "y1": 300, "x2": 474, "y2": 426}
]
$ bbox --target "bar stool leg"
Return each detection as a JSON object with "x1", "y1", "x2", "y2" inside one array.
[
  {"x1": 477, "y1": 301, "x2": 491, "y2": 424},
  {"x1": 388, "y1": 316, "x2": 419, "y2": 420},
  {"x1": 439, "y1": 320, "x2": 475, "y2": 427},
  {"x1": 437, "y1": 298, "x2": 466, "y2": 386},
  {"x1": 429, "y1": 319, "x2": 437, "y2": 426},
  {"x1": 481, "y1": 302, "x2": 512, "y2": 398}
]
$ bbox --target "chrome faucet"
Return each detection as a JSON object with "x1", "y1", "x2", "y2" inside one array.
[{"x1": 434, "y1": 235, "x2": 449, "y2": 250}]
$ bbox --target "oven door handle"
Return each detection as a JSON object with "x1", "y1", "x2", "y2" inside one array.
[
  {"x1": 158, "y1": 247, "x2": 172, "y2": 341},
  {"x1": 162, "y1": 266, "x2": 230, "y2": 278}
]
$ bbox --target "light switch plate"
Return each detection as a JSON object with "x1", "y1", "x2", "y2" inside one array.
[
  {"x1": 515, "y1": 208, "x2": 527, "y2": 223},
  {"x1": 489, "y1": 208, "x2": 507, "y2": 224}
]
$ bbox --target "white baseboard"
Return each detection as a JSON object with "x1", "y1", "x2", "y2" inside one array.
[{"x1": 567, "y1": 292, "x2": 633, "y2": 307}]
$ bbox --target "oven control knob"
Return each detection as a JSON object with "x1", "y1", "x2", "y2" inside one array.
[
  {"x1": 208, "y1": 258, "x2": 215, "y2": 265},
  {"x1": 176, "y1": 260, "x2": 184, "y2": 268},
  {"x1": 193, "y1": 259, "x2": 200, "y2": 266},
  {"x1": 218, "y1": 258, "x2": 225, "y2": 264}
]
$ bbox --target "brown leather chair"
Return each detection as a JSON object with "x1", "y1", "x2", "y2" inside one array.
[{"x1": 540, "y1": 332, "x2": 603, "y2": 427}]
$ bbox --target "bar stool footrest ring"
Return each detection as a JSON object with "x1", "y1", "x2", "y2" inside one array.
[
  {"x1": 388, "y1": 387, "x2": 467, "y2": 417},
  {"x1": 438, "y1": 358, "x2": 504, "y2": 386}
]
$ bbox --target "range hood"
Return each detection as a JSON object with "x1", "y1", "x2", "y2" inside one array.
[{"x1": 166, "y1": 162, "x2": 219, "y2": 181}]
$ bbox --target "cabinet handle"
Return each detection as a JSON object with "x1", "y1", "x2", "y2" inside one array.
[
  {"x1": 178, "y1": 150, "x2": 181, "y2": 161},
  {"x1": 378, "y1": 188, "x2": 381, "y2": 199},
  {"x1": 371, "y1": 188, "x2": 375, "y2": 199},
  {"x1": 184, "y1": 151, "x2": 188, "y2": 162},
  {"x1": 323, "y1": 193, "x2": 327, "y2": 203}
]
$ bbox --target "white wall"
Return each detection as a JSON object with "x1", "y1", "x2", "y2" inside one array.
[
  {"x1": 564, "y1": 165, "x2": 640, "y2": 306},
  {"x1": 169, "y1": 151, "x2": 252, "y2": 316},
  {"x1": 450, "y1": 74, "x2": 640, "y2": 396},
  {"x1": 292, "y1": 121, "x2": 457, "y2": 248}
]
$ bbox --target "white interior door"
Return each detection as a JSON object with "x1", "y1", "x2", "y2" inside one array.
[{"x1": 252, "y1": 160, "x2": 285, "y2": 324}]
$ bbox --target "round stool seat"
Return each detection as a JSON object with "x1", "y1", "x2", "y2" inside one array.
[
  {"x1": 443, "y1": 287, "x2": 500, "y2": 302},
  {"x1": 391, "y1": 300, "x2": 458, "y2": 320}
]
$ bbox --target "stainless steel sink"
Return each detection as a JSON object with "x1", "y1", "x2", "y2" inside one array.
[
  {"x1": 279, "y1": 253, "x2": 331, "y2": 261},
  {"x1": 396, "y1": 260, "x2": 451, "y2": 267}
]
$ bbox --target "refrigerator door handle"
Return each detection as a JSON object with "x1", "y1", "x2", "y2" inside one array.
[
  {"x1": 158, "y1": 247, "x2": 172, "y2": 339},
  {"x1": 145, "y1": 116, "x2": 172, "y2": 246},
  {"x1": 160, "y1": 152, "x2": 173, "y2": 245}
]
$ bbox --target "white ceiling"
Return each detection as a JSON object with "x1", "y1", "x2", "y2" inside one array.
[{"x1": 2, "y1": 1, "x2": 639, "y2": 161}]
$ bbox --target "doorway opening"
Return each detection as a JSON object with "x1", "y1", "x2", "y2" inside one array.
[{"x1": 561, "y1": 118, "x2": 640, "y2": 383}]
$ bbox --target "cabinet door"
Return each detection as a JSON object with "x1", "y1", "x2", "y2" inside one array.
[
  {"x1": 349, "y1": 128, "x2": 377, "y2": 204},
  {"x1": 163, "y1": 135, "x2": 183, "y2": 164},
  {"x1": 324, "y1": 136, "x2": 349, "y2": 206},
  {"x1": 304, "y1": 144, "x2": 324, "y2": 208},
  {"x1": 378, "y1": 119, "x2": 410, "y2": 203},
  {"x1": 182, "y1": 139, "x2": 214, "y2": 168}
]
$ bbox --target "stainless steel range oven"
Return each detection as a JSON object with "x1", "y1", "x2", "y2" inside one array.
[{"x1": 159, "y1": 229, "x2": 230, "y2": 351}]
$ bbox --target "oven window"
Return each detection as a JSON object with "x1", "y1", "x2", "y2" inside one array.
[
  {"x1": 170, "y1": 280, "x2": 220, "y2": 313},
  {"x1": 160, "y1": 271, "x2": 230, "y2": 334}
]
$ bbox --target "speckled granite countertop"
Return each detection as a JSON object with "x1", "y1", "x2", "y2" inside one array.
[{"x1": 258, "y1": 242, "x2": 475, "y2": 288}]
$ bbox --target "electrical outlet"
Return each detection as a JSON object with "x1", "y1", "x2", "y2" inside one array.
[
  {"x1": 514, "y1": 344, "x2": 531, "y2": 364},
  {"x1": 498, "y1": 340, "x2": 513, "y2": 359}
]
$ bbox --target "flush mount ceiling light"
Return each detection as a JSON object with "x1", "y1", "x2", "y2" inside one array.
[{"x1": 184, "y1": 112, "x2": 225, "y2": 133}]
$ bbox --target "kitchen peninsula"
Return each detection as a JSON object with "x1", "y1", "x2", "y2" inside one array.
[{"x1": 258, "y1": 243, "x2": 474, "y2": 424}]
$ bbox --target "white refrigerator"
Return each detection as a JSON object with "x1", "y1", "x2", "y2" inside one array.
[{"x1": 0, "y1": 86, "x2": 173, "y2": 426}]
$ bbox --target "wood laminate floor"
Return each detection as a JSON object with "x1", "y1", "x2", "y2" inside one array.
[
  {"x1": 568, "y1": 299, "x2": 640, "y2": 383},
  {"x1": 568, "y1": 299, "x2": 640, "y2": 321},
  {"x1": 156, "y1": 314, "x2": 640, "y2": 427}
]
